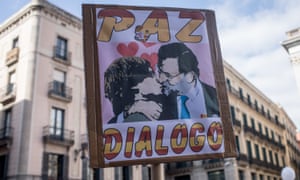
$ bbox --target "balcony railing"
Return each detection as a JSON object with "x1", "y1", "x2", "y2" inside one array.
[
  {"x1": 232, "y1": 118, "x2": 242, "y2": 128},
  {"x1": 203, "y1": 158, "x2": 224, "y2": 169},
  {"x1": 48, "y1": 81, "x2": 72, "y2": 102},
  {"x1": 0, "y1": 84, "x2": 16, "y2": 105},
  {"x1": 0, "y1": 127, "x2": 13, "y2": 147},
  {"x1": 237, "y1": 153, "x2": 248, "y2": 162},
  {"x1": 52, "y1": 46, "x2": 71, "y2": 65},
  {"x1": 6, "y1": 47, "x2": 19, "y2": 66},
  {"x1": 43, "y1": 126, "x2": 74, "y2": 147},
  {"x1": 243, "y1": 125, "x2": 256, "y2": 135},
  {"x1": 166, "y1": 162, "x2": 193, "y2": 175},
  {"x1": 236, "y1": 155, "x2": 282, "y2": 173},
  {"x1": 227, "y1": 86, "x2": 285, "y2": 130}
]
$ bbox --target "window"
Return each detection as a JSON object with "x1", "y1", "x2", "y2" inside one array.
[
  {"x1": 55, "y1": 36, "x2": 68, "y2": 60},
  {"x1": 247, "y1": 140, "x2": 252, "y2": 159},
  {"x1": 235, "y1": 136, "x2": 240, "y2": 153},
  {"x1": 42, "y1": 153, "x2": 68, "y2": 180},
  {"x1": 50, "y1": 107, "x2": 65, "y2": 138},
  {"x1": 113, "y1": 167, "x2": 132, "y2": 180},
  {"x1": 176, "y1": 161, "x2": 192, "y2": 168},
  {"x1": 269, "y1": 150, "x2": 273, "y2": 164},
  {"x1": 226, "y1": 78, "x2": 231, "y2": 91},
  {"x1": 208, "y1": 170, "x2": 225, "y2": 180},
  {"x1": 3, "y1": 109, "x2": 12, "y2": 137},
  {"x1": 175, "y1": 175, "x2": 191, "y2": 180},
  {"x1": 282, "y1": 156, "x2": 285, "y2": 166},
  {"x1": 275, "y1": 115, "x2": 279, "y2": 123},
  {"x1": 239, "y1": 170, "x2": 245, "y2": 180},
  {"x1": 262, "y1": 147, "x2": 267, "y2": 162},
  {"x1": 230, "y1": 106, "x2": 236, "y2": 122},
  {"x1": 122, "y1": 166, "x2": 132, "y2": 180},
  {"x1": 251, "y1": 173, "x2": 257, "y2": 180},
  {"x1": 267, "y1": 110, "x2": 271, "y2": 119},
  {"x1": 7, "y1": 71, "x2": 16, "y2": 95},
  {"x1": 271, "y1": 131, "x2": 274, "y2": 140},
  {"x1": 0, "y1": 155, "x2": 9, "y2": 179},
  {"x1": 261, "y1": 105, "x2": 265, "y2": 115},
  {"x1": 239, "y1": 88, "x2": 243, "y2": 100},
  {"x1": 254, "y1": 100, "x2": 258, "y2": 111},
  {"x1": 48, "y1": 154, "x2": 64, "y2": 179},
  {"x1": 12, "y1": 37, "x2": 19, "y2": 49},
  {"x1": 274, "y1": 153, "x2": 279, "y2": 166},
  {"x1": 53, "y1": 69, "x2": 66, "y2": 96},
  {"x1": 247, "y1": 94, "x2": 251, "y2": 105},
  {"x1": 251, "y1": 118, "x2": 255, "y2": 130},
  {"x1": 265, "y1": 127, "x2": 269, "y2": 138},
  {"x1": 243, "y1": 113, "x2": 248, "y2": 127},
  {"x1": 114, "y1": 167, "x2": 120, "y2": 180},
  {"x1": 54, "y1": 69, "x2": 66, "y2": 84},
  {"x1": 255, "y1": 144, "x2": 260, "y2": 160},
  {"x1": 259, "y1": 174, "x2": 264, "y2": 180},
  {"x1": 93, "y1": 168, "x2": 103, "y2": 180},
  {"x1": 142, "y1": 165, "x2": 151, "y2": 180},
  {"x1": 278, "y1": 136, "x2": 282, "y2": 144},
  {"x1": 258, "y1": 123, "x2": 262, "y2": 134}
]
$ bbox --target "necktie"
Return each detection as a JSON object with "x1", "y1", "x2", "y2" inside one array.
[{"x1": 180, "y1": 95, "x2": 190, "y2": 119}]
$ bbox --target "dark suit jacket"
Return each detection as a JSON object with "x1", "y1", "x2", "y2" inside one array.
[
  {"x1": 202, "y1": 82, "x2": 220, "y2": 117},
  {"x1": 158, "y1": 82, "x2": 220, "y2": 120}
]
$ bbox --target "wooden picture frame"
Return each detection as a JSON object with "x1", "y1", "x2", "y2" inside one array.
[{"x1": 82, "y1": 4, "x2": 237, "y2": 168}]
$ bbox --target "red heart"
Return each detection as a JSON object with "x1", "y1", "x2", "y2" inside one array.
[
  {"x1": 141, "y1": 53, "x2": 158, "y2": 70},
  {"x1": 117, "y1": 42, "x2": 138, "y2": 56},
  {"x1": 142, "y1": 42, "x2": 156, "y2": 48}
]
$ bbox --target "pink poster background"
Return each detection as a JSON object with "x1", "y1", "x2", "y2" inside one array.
[{"x1": 98, "y1": 41, "x2": 215, "y2": 123}]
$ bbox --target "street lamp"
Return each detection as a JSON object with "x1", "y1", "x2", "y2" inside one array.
[{"x1": 74, "y1": 145, "x2": 87, "y2": 161}]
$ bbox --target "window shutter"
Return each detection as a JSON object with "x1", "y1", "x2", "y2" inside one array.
[
  {"x1": 142, "y1": 166, "x2": 149, "y2": 180},
  {"x1": 128, "y1": 166, "x2": 133, "y2": 180},
  {"x1": 63, "y1": 155, "x2": 69, "y2": 179},
  {"x1": 41, "y1": 153, "x2": 49, "y2": 180}
]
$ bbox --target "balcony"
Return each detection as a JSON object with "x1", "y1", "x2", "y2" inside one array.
[
  {"x1": 227, "y1": 87, "x2": 286, "y2": 129},
  {"x1": 203, "y1": 158, "x2": 224, "y2": 169},
  {"x1": 243, "y1": 125, "x2": 256, "y2": 135},
  {"x1": 0, "y1": 127, "x2": 13, "y2": 148},
  {"x1": 42, "y1": 126, "x2": 74, "y2": 147},
  {"x1": 267, "y1": 162, "x2": 282, "y2": 173},
  {"x1": 232, "y1": 118, "x2": 241, "y2": 128},
  {"x1": 6, "y1": 48, "x2": 19, "y2": 66},
  {"x1": 237, "y1": 153, "x2": 248, "y2": 166},
  {"x1": 48, "y1": 81, "x2": 72, "y2": 102},
  {"x1": 166, "y1": 161, "x2": 193, "y2": 175},
  {"x1": 52, "y1": 46, "x2": 71, "y2": 65},
  {"x1": 0, "y1": 84, "x2": 16, "y2": 105}
]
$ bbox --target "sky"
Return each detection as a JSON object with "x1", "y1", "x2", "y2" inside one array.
[{"x1": 1, "y1": 0, "x2": 300, "y2": 130}]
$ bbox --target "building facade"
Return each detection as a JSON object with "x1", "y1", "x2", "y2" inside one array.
[
  {"x1": 282, "y1": 27, "x2": 300, "y2": 179},
  {"x1": 0, "y1": 0, "x2": 299, "y2": 180},
  {"x1": 164, "y1": 61, "x2": 300, "y2": 180},
  {"x1": 282, "y1": 27, "x2": 300, "y2": 95},
  {"x1": 0, "y1": 0, "x2": 87, "y2": 179}
]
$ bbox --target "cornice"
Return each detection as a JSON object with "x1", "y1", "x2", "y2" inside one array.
[
  {"x1": 290, "y1": 56, "x2": 300, "y2": 65},
  {"x1": 0, "y1": 0, "x2": 82, "y2": 37}
]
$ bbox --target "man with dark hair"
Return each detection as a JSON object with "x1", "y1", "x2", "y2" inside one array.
[
  {"x1": 105, "y1": 56, "x2": 164, "y2": 123},
  {"x1": 157, "y1": 42, "x2": 220, "y2": 119}
]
